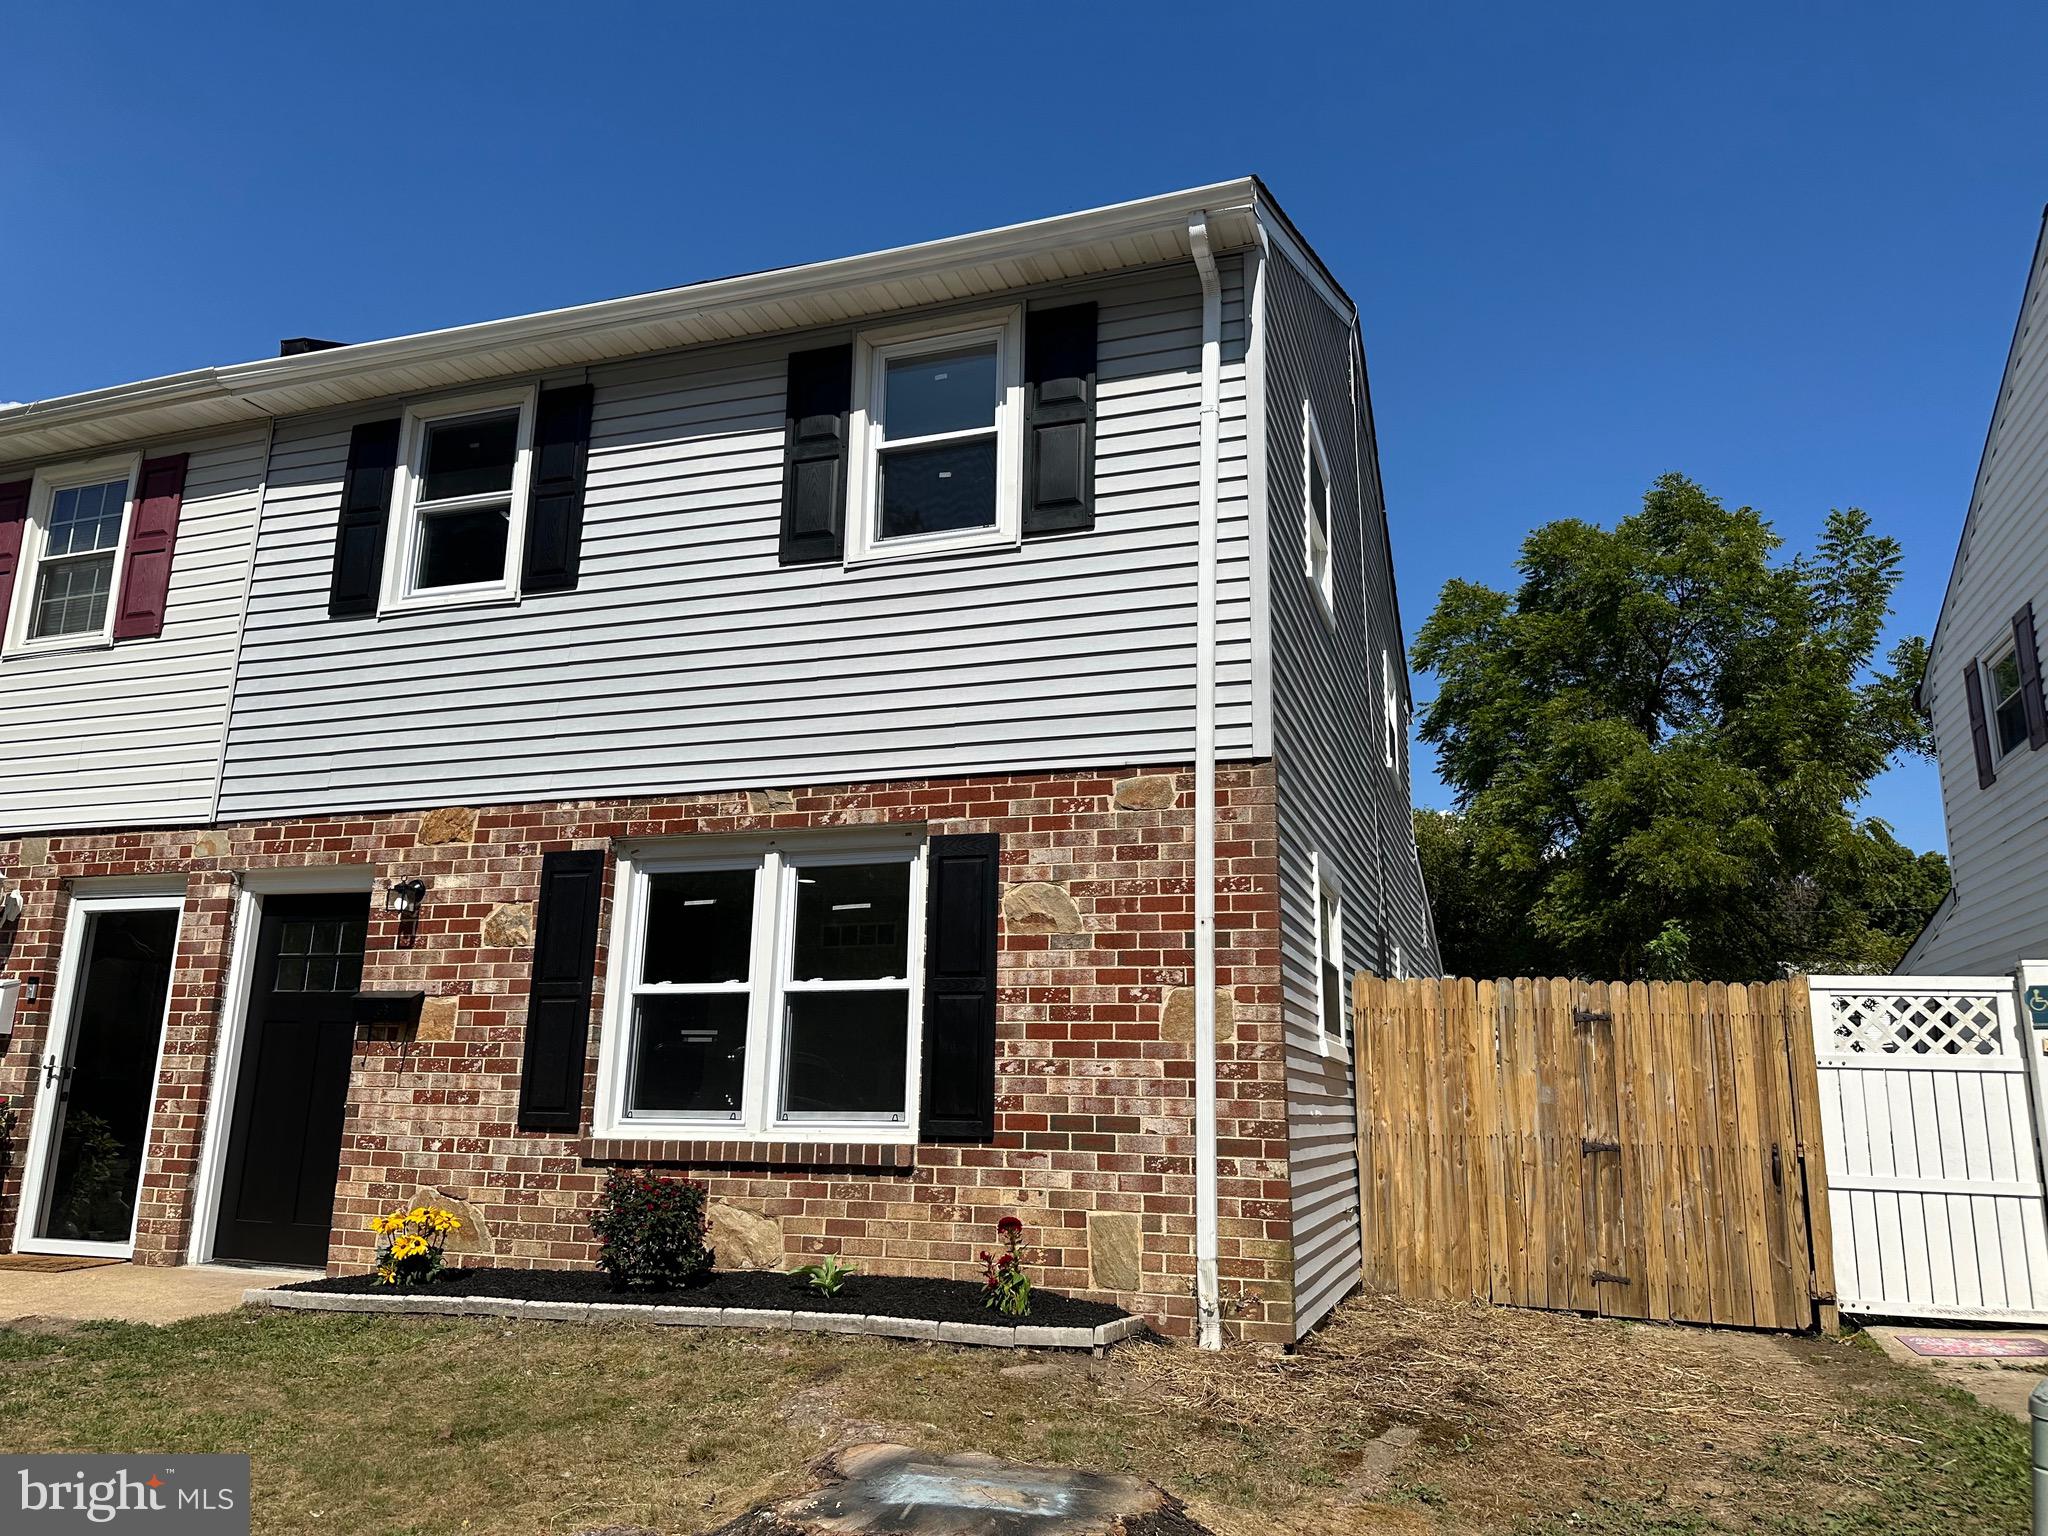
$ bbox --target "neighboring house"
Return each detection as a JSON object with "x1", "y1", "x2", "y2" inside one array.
[
  {"x1": 1905, "y1": 209, "x2": 2048, "y2": 976},
  {"x1": 0, "y1": 179, "x2": 1437, "y2": 1346}
]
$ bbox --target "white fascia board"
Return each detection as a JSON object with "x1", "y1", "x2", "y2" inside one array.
[{"x1": 0, "y1": 179, "x2": 1265, "y2": 461}]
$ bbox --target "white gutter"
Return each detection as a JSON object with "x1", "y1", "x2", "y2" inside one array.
[{"x1": 1188, "y1": 212, "x2": 1225, "y2": 1351}]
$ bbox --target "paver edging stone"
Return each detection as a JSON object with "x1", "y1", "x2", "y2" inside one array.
[{"x1": 239, "y1": 1287, "x2": 1130, "y2": 1350}]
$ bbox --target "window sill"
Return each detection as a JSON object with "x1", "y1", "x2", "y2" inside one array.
[
  {"x1": 844, "y1": 529, "x2": 1018, "y2": 569},
  {"x1": 376, "y1": 588, "x2": 521, "y2": 620},
  {"x1": 582, "y1": 1137, "x2": 916, "y2": 1171},
  {"x1": 3, "y1": 635, "x2": 115, "y2": 661}
]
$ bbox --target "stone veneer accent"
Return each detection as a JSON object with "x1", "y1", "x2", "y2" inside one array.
[{"x1": 0, "y1": 763, "x2": 1292, "y2": 1343}]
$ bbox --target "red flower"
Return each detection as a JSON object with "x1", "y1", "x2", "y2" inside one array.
[
  {"x1": 997, "y1": 1216, "x2": 1023, "y2": 1237},
  {"x1": 998, "y1": 1252, "x2": 1014, "y2": 1268}
]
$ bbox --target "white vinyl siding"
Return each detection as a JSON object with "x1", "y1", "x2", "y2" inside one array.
[
  {"x1": 1907, "y1": 225, "x2": 2048, "y2": 975},
  {"x1": 218, "y1": 262, "x2": 1252, "y2": 818},
  {"x1": 1263, "y1": 247, "x2": 1440, "y2": 1338},
  {"x1": 0, "y1": 427, "x2": 267, "y2": 833}
]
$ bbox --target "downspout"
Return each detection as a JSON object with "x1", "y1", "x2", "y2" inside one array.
[{"x1": 1188, "y1": 213, "x2": 1224, "y2": 1351}]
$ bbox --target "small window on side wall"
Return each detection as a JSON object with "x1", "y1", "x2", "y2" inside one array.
[
  {"x1": 1313, "y1": 854, "x2": 1346, "y2": 1053},
  {"x1": 847, "y1": 308, "x2": 1024, "y2": 563},
  {"x1": 382, "y1": 386, "x2": 536, "y2": 612},
  {"x1": 1986, "y1": 646, "x2": 2030, "y2": 759},
  {"x1": 4, "y1": 455, "x2": 139, "y2": 653},
  {"x1": 1303, "y1": 401, "x2": 1334, "y2": 620}
]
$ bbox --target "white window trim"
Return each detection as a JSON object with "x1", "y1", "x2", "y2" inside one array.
[
  {"x1": 378, "y1": 384, "x2": 538, "y2": 615},
  {"x1": 2, "y1": 451, "x2": 143, "y2": 658},
  {"x1": 1302, "y1": 399, "x2": 1335, "y2": 625},
  {"x1": 1312, "y1": 852, "x2": 1349, "y2": 1059},
  {"x1": 12, "y1": 887, "x2": 185, "y2": 1258},
  {"x1": 1382, "y1": 650, "x2": 1399, "y2": 770},
  {"x1": 844, "y1": 306, "x2": 1025, "y2": 566},
  {"x1": 592, "y1": 831, "x2": 928, "y2": 1144},
  {"x1": 1983, "y1": 639, "x2": 2031, "y2": 763}
]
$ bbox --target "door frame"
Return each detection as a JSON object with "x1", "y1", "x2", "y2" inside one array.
[
  {"x1": 186, "y1": 866, "x2": 374, "y2": 1266},
  {"x1": 12, "y1": 886, "x2": 187, "y2": 1259}
]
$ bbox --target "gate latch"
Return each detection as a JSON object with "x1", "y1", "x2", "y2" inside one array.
[
  {"x1": 1591, "y1": 1268, "x2": 1631, "y2": 1286},
  {"x1": 1572, "y1": 1007, "x2": 1613, "y2": 1028},
  {"x1": 1580, "y1": 1136, "x2": 1620, "y2": 1154}
]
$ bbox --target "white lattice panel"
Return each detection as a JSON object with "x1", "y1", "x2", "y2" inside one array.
[{"x1": 1821, "y1": 989, "x2": 2008, "y2": 1060}]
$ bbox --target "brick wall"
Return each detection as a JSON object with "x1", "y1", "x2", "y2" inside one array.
[{"x1": 0, "y1": 762, "x2": 1294, "y2": 1342}]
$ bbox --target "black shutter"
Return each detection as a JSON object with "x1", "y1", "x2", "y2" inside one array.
[
  {"x1": 779, "y1": 343, "x2": 852, "y2": 564},
  {"x1": 517, "y1": 848, "x2": 607, "y2": 1132},
  {"x1": 919, "y1": 832, "x2": 1000, "y2": 1142},
  {"x1": 1965, "y1": 660, "x2": 1997, "y2": 789},
  {"x1": 522, "y1": 383, "x2": 596, "y2": 593},
  {"x1": 1023, "y1": 302, "x2": 1098, "y2": 535},
  {"x1": 328, "y1": 418, "x2": 401, "y2": 617},
  {"x1": 2014, "y1": 603, "x2": 2048, "y2": 750}
]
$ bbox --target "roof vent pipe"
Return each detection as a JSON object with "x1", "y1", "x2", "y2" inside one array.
[
  {"x1": 1188, "y1": 211, "x2": 1225, "y2": 1351},
  {"x1": 277, "y1": 337, "x2": 346, "y2": 357}
]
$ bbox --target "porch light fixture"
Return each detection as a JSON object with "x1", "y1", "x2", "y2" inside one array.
[{"x1": 385, "y1": 877, "x2": 427, "y2": 916}]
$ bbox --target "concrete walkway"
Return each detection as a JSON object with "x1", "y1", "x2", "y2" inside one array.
[
  {"x1": 0, "y1": 1263, "x2": 310, "y2": 1327},
  {"x1": 1862, "y1": 1323, "x2": 2048, "y2": 1421}
]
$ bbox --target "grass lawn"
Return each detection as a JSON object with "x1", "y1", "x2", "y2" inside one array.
[{"x1": 0, "y1": 1293, "x2": 2026, "y2": 1534}]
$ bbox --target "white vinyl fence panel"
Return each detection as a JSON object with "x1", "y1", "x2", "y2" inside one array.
[{"x1": 1808, "y1": 976, "x2": 2048, "y2": 1323}]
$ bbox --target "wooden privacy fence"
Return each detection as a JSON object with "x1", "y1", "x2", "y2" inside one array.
[{"x1": 1354, "y1": 975, "x2": 1838, "y2": 1331}]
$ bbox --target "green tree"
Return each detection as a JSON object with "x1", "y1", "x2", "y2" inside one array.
[{"x1": 1412, "y1": 473, "x2": 1944, "y2": 980}]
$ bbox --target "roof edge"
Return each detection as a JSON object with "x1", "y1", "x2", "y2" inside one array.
[{"x1": 0, "y1": 178, "x2": 1264, "y2": 449}]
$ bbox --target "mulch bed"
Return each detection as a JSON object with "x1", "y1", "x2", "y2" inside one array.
[{"x1": 280, "y1": 1267, "x2": 1127, "y2": 1329}]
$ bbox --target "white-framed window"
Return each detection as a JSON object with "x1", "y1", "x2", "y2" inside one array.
[
  {"x1": 1983, "y1": 643, "x2": 2031, "y2": 760},
  {"x1": 380, "y1": 385, "x2": 537, "y2": 613},
  {"x1": 1303, "y1": 400, "x2": 1334, "y2": 620},
  {"x1": 594, "y1": 832, "x2": 927, "y2": 1142},
  {"x1": 1381, "y1": 650, "x2": 1399, "y2": 770},
  {"x1": 845, "y1": 307, "x2": 1025, "y2": 563},
  {"x1": 3, "y1": 453, "x2": 141, "y2": 655},
  {"x1": 1312, "y1": 852, "x2": 1347, "y2": 1054}
]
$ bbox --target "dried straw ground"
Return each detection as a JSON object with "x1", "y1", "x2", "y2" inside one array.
[{"x1": 0, "y1": 1291, "x2": 2024, "y2": 1534}]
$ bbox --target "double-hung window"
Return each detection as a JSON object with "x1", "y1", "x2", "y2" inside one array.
[
  {"x1": 1303, "y1": 401, "x2": 1334, "y2": 619},
  {"x1": 1313, "y1": 854, "x2": 1346, "y2": 1053},
  {"x1": 5, "y1": 455, "x2": 140, "y2": 653},
  {"x1": 601, "y1": 836, "x2": 925, "y2": 1140},
  {"x1": 382, "y1": 385, "x2": 536, "y2": 611},
  {"x1": 847, "y1": 308, "x2": 1024, "y2": 562},
  {"x1": 1985, "y1": 645, "x2": 2030, "y2": 759}
]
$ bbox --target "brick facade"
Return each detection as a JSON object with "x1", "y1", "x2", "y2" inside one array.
[{"x1": 0, "y1": 762, "x2": 1294, "y2": 1343}]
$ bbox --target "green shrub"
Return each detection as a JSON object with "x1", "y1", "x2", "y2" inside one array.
[{"x1": 589, "y1": 1168, "x2": 711, "y2": 1290}]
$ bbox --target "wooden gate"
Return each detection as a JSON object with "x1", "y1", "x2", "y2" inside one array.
[{"x1": 1354, "y1": 975, "x2": 1838, "y2": 1331}]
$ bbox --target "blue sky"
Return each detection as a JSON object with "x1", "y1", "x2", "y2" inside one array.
[{"x1": 5, "y1": 2, "x2": 2044, "y2": 853}]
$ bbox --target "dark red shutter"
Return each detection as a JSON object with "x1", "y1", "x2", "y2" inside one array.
[
  {"x1": 0, "y1": 477, "x2": 30, "y2": 641},
  {"x1": 2014, "y1": 603, "x2": 2048, "y2": 750},
  {"x1": 919, "y1": 832, "x2": 1001, "y2": 1142},
  {"x1": 1965, "y1": 660, "x2": 1997, "y2": 789},
  {"x1": 517, "y1": 848, "x2": 607, "y2": 1132},
  {"x1": 1022, "y1": 302, "x2": 1098, "y2": 535},
  {"x1": 779, "y1": 344, "x2": 852, "y2": 565},
  {"x1": 110, "y1": 453, "x2": 189, "y2": 640}
]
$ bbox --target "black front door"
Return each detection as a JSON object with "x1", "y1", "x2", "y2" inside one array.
[{"x1": 213, "y1": 894, "x2": 368, "y2": 1266}]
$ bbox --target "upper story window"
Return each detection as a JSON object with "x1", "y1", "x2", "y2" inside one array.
[
  {"x1": 1985, "y1": 645, "x2": 2031, "y2": 759},
  {"x1": 1303, "y1": 401, "x2": 1334, "y2": 620},
  {"x1": 5, "y1": 455, "x2": 139, "y2": 653},
  {"x1": 597, "y1": 835, "x2": 926, "y2": 1141},
  {"x1": 381, "y1": 386, "x2": 536, "y2": 612},
  {"x1": 847, "y1": 309, "x2": 1024, "y2": 563},
  {"x1": 1382, "y1": 650, "x2": 1399, "y2": 770},
  {"x1": 1314, "y1": 853, "x2": 1347, "y2": 1053}
]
